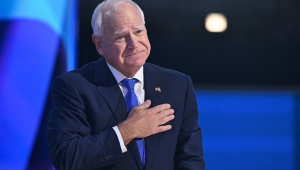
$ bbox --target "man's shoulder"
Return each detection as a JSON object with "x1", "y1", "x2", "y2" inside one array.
[
  {"x1": 144, "y1": 62, "x2": 188, "y2": 79},
  {"x1": 55, "y1": 60, "x2": 191, "y2": 84},
  {"x1": 55, "y1": 61, "x2": 98, "y2": 84}
]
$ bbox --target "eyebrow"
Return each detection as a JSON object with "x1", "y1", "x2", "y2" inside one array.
[
  {"x1": 132, "y1": 25, "x2": 144, "y2": 30},
  {"x1": 114, "y1": 30, "x2": 126, "y2": 35},
  {"x1": 114, "y1": 25, "x2": 145, "y2": 35}
]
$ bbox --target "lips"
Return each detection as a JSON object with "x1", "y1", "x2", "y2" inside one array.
[{"x1": 126, "y1": 50, "x2": 144, "y2": 57}]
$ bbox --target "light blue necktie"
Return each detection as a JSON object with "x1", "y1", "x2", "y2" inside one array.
[{"x1": 121, "y1": 78, "x2": 145, "y2": 168}]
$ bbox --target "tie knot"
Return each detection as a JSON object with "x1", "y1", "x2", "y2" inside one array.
[{"x1": 121, "y1": 78, "x2": 137, "y2": 90}]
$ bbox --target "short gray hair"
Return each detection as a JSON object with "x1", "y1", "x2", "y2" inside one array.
[{"x1": 91, "y1": 0, "x2": 145, "y2": 36}]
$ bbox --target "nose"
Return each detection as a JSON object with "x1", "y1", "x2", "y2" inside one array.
[{"x1": 127, "y1": 34, "x2": 139, "y2": 49}]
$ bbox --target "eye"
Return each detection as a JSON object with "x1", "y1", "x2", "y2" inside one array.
[
  {"x1": 116, "y1": 35, "x2": 124, "y2": 40},
  {"x1": 135, "y1": 30, "x2": 143, "y2": 34}
]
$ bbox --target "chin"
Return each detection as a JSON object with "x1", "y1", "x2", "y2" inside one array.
[
  {"x1": 127, "y1": 62, "x2": 144, "y2": 70},
  {"x1": 126, "y1": 56, "x2": 147, "y2": 67}
]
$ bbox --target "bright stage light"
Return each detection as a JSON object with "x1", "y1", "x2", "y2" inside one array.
[{"x1": 205, "y1": 13, "x2": 227, "y2": 33}]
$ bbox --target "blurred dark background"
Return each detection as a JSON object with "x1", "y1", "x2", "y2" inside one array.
[{"x1": 78, "y1": 0, "x2": 300, "y2": 87}]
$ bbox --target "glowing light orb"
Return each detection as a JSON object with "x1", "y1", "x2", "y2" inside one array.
[{"x1": 205, "y1": 13, "x2": 227, "y2": 33}]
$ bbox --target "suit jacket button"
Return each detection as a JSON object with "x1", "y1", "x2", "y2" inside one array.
[
  {"x1": 106, "y1": 155, "x2": 110, "y2": 160},
  {"x1": 97, "y1": 158, "x2": 101, "y2": 163}
]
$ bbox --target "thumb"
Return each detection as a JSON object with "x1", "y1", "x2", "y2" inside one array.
[{"x1": 139, "y1": 100, "x2": 151, "y2": 109}]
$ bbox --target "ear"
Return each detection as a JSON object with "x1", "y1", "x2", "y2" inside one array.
[{"x1": 92, "y1": 34, "x2": 104, "y2": 56}]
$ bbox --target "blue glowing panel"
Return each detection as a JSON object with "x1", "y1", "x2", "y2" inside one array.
[
  {"x1": 0, "y1": 0, "x2": 77, "y2": 71},
  {"x1": 196, "y1": 91, "x2": 295, "y2": 170},
  {"x1": 0, "y1": 0, "x2": 67, "y2": 35},
  {"x1": 0, "y1": 20, "x2": 58, "y2": 169},
  {"x1": 0, "y1": 0, "x2": 77, "y2": 169}
]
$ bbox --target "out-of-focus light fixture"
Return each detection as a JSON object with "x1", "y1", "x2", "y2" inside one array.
[{"x1": 205, "y1": 13, "x2": 227, "y2": 33}]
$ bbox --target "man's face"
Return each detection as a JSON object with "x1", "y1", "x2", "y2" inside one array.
[{"x1": 93, "y1": 3, "x2": 151, "y2": 77}]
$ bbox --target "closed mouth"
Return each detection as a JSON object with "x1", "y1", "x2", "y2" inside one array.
[{"x1": 127, "y1": 50, "x2": 144, "y2": 57}]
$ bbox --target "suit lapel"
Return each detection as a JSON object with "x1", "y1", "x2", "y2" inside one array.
[
  {"x1": 94, "y1": 57, "x2": 143, "y2": 170},
  {"x1": 127, "y1": 140, "x2": 143, "y2": 169},
  {"x1": 143, "y1": 64, "x2": 165, "y2": 170},
  {"x1": 94, "y1": 57, "x2": 127, "y2": 124}
]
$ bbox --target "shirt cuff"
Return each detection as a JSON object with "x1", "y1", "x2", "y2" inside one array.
[{"x1": 112, "y1": 126, "x2": 127, "y2": 153}]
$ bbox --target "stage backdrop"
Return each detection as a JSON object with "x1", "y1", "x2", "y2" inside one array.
[
  {"x1": 0, "y1": 1, "x2": 299, "y2": 170},
  {"x1": 0, "y1": 0, "x2": 77, "y2": 169}
]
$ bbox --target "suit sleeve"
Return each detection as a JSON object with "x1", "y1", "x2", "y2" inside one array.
[
  {"x1": 174, "y1": 75, "x2": 206, "y2": 170},
  {"x1": 47, "y1": 75, "x2": 123, "y2": 170}
]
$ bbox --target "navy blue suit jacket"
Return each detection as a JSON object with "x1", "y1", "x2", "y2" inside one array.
[{"x1": 47, "y1": 57, "x2": 205, "y2": 170}]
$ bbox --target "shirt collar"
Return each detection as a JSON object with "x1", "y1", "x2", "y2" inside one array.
[{"x1": 106, "y1": 62, "x2": 144, "y2": 84}]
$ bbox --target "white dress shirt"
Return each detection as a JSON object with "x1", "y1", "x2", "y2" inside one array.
[{"x1": 107, "y1": 62, "x2": 145, "y2": 153}]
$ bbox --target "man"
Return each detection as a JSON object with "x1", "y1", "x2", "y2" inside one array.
[{"x1": 47, "y1": 0, "x2": 205, "y2": 169}]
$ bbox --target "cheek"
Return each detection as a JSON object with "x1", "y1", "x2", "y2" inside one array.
[
  {"x1": 146, "y1": 40, "x2": 151, "y2": 53},
  {"x1": 143, "y1": 39, "x2": 151, "y2": 54},
  {"x1": 142, "y1": 36, "x2": 150, "y2": 48},
  {"x1": 111, "y1": 44, "x2": 126, "y2": 58}
]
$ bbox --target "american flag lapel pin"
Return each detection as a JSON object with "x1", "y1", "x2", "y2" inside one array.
[{"x1": 155, "y1": 86, "x2": 161, "y2": 92}]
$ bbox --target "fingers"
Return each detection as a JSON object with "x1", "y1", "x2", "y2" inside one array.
[
  {"x1": 127, "y1": 101, "x2": 174, "y2": 138},
  {"x1": 132, "y1": 101, "x2": 171, "y2": 116},
  {"x1": 157, "y1": 108, "x2": 174, "y2": 117},
  {"x1": 136, "y1": 100, "x2": 151, "y2": 109},
  {"x1": 156, "y1": 125, "x2": 172, "y2": 133},
  {"x1": 159, "y1": 114, "x2": 175, "y2": 125},
  {"x1": 147, "y1": 103, "x2": 175, "y2": 126},
  {"x1": 151, "y1": 103, "x2": 171, "y2": 114}
]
